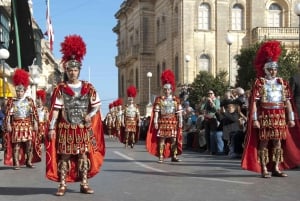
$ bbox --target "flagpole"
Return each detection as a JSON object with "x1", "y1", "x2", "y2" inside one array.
[
  {"x1": 11, "y1": 0, "x2": 22, "y2": 68},
  {"x1": 88, "y1": 66, "x2": 90, "y2": 82}
]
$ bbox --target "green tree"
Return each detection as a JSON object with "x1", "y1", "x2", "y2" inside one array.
[
  {"x1": 235, "y1": 41, "x2": 300, "y2": 90},
  {"x1": 188, "y1": 71, "x2": 228, "y2": 108}
]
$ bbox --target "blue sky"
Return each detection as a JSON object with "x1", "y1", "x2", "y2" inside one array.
[{"x1": 32, "y1": 0, "x2": 124, "y2": 114}]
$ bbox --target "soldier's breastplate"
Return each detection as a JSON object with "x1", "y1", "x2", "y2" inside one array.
[
  {"x1": 125, "y1": 105, "x2": 137, "y2": 118},
  {"x1": 13, "y1": 99, "x2": 31, "y2": 118},
  {"x1": 63, "y1": 93, "x2": 89, "y2": 124},
  {"x1": 263, "y1": 81, "x2": 283, "y2": 103},
  {"x1": 160, "y1": 99, "x2": 175, "y2": 115}
]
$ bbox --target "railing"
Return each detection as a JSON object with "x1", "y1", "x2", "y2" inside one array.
[{"x1": 252, "y1": 27, "x2": 299, "y2": 42}]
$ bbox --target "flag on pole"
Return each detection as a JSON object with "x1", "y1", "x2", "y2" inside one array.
[{"x1": 45, "y1": 0, "x2": 54, "y2": 51}]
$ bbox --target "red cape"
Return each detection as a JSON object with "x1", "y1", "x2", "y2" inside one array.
[
  {"x1": 146, "y1": 97, "x2": 183, "y2": 158},
  {"x1": 45, "y1": 82, "x2": 105, "y2": 182},
  {"x1": 241, "y1": 78, "x2": 300, "y2": 173},
  {"x1": 3, "y1": 98, "x2": 42, "y2": 166}
]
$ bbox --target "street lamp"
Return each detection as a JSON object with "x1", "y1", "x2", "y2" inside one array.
[
  {"x1": 226, "y1": 33, "x2": 234, "y2": 87},
  {"x1": 29, "y1": 62, "x2": 40, "y2": 101},
  {"x1": 146, "y1": 72, "x2": 152, "y2": 106},
  {"x1": 294, "y1": 3, "x2": 300, "y2": 57},
  {"x1": 185, "y1": 55, "x2": 191, "y2": 84},
  {"x1": 0, "y1": 37, "x2": 10, "y2": 99}
]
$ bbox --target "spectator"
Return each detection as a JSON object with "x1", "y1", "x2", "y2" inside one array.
[{"x1": 201, "y1": 90, "x2": 220, "y2": 154}]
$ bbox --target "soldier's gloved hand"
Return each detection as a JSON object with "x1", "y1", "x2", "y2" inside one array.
[
  {"x1": 288, "y1": 120, "x2": 295, "y2": 127},
  {"x1": 253, "y1": 120, "x2": 260, "y2": 129},
  {"x1": 7, "y1": 124, "x2": 12, "y2": 132},
  {"x1": 154, "y1": 123, "x2": 158, "y2": 129},
  {"x1": 48, "y1": 129, "x2": 56, "y2": 139}
]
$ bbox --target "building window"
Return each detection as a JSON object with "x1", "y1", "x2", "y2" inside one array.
[
  {"x1": 0, "y1": 13, "x2": 9, "y2": 48},
  {"x1": 198, "y1": 54, "x2": 210, "y2": 72},
  {"x1": 162, "y1": 61, "x2": 166, "y2": 71},
  {"x1": 173, "y1": 5, "x2": 179, "y2": 34},
  {"x1": 156, "y1": 64, "x2": 161, "y2": 89},
  {"x1": 198, "y1": 3, "x2": 210, "y2": 30},
  {"x1": 174, "y1": 55, "x2": 179, "y2": 83},
  {"x1": 268, "y1": 3, "x2": 282, "y2": 27},
  {"x1": 135, "y1": 68, "x2": 139, "y2": 89},
  {"x1": 161, "y1": 15, "x2": 167, "y2": 40},
  {"x1": 231, "y1": 4, "x2": 243, "y2": 31},
  {"x1": 156, "y1": 19, "x2": 160, "y2": 43}
]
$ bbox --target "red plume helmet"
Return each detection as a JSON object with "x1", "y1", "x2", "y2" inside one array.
[
  {"x1": 161, "y1": 69, "x2": 176, "y2": 92},
  {"x1": 36, "y1": 89, "x2": 47, "y2": 103},
  {"x1": 13, "y1": 69, "x2": 30, "y2": 89},
  {"x1": 60, "y1": 34, "x2": 86, "y2": 69},
  {"x1": 254, "y1": 40, "x2": 281, "y2": 78},
  {"x1": 127, "y1": 85, "x2": 137, "y2": 98}
]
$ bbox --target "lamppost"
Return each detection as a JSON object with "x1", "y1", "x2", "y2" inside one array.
[
  {"x1": 146, "y1": 72, "x2": 153, "y2": 117},
  {"x1": 294, "y1": 3, "x2": 300, "y2": 58},
  {"x1": 226, "y1": 33, "x2": 234, "y2": 88},
  {"x1": 146, "y1": 72, "x2": 152, "y2": 105},
  {"x1": 0, "y1": 33, "x2": 10, "y2": 99},
  {"x1": 29, "y1": 63, "x2": 40, "y2": 101},
  {"x1": 185, "y1": 55, "x2": 191, "y2": 84}
]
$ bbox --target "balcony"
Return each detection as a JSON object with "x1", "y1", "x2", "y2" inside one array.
[
  {"x1": 115, "y1": 45, "x2": 139, "y2": 66},
  {"x1": 252, "y1": 27, "x2": 299, "y2": 44}
]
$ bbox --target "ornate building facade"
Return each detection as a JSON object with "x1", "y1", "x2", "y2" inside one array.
[{"x1": 114, "y1": 0, "x2": 300, "y2": 115}]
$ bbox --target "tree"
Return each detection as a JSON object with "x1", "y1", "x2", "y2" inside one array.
[
  {"x1": 188, "y1": 71, "x2": 228, "y2": 108},
  {"x1": 235, "y1": 41, "x2": 300, "y2": 90}
]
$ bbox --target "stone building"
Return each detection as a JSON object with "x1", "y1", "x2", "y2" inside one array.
[{"x1": 114, "y1": 0, "x2": 300, "y2": 115}]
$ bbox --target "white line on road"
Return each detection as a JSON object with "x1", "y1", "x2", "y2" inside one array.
[
  {"x1": 113, "y1": 151, "x2": 254, "y2": 185},
  {"x1": 114, "y1": 151, "x2": 167, "y2": 173}
]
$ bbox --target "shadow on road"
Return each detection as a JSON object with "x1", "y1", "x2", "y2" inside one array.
[{"x1": 0, "y1": 187, "x2": 76, "y2": 196}]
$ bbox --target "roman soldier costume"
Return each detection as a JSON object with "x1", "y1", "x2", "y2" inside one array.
[
  {"x1": 122, "y1": 85, "x2": 140, "y2": 148},
  {"x1": 36, "y1": 89, "x2": 49, "y2": 141},
  {"x1": 146, "y1": 69, "x2": 183, "y2": 163},
  {"x1": 3, "y1": 69, "x2": 41, "y2": 170},
  {"x1": 241, "y1": 40, "x2": 300, "y2": 178},
  {"x1": 45, "y1": 35, "x2": 105, "y2": 196}
]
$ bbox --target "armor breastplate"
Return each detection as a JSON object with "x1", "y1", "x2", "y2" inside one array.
[
  {"x1": 160, "y1": 97, "x2": 176, "y2": 115},
  {"x1": 262, "y1": 79, "x2": 283, "y2": 103},
  {"x1": 12, "y1": 98, "x2": 31, "y2": 118},
  {"x1": 62, "y1": 91, "x2": 89, "y2": 124},
  {"x1": 125, "y1": 105, "x2": 138, "y2": 118}
]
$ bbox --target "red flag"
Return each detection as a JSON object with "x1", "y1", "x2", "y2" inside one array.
[{"x1": 45, "y1": 0, "x2": 54, "y2": 51}]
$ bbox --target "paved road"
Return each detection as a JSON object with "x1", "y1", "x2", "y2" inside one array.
[{"x1": 0, "y1": 137, "x2": 299, "y2": 201}]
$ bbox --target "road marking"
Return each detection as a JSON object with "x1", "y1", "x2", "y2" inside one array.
[
  {"x1": 114, "y1": 151, "x2": 167, "y2": 173},
  {"x1": 113, "y1": 151, "x2": 253, "y2": 185}
]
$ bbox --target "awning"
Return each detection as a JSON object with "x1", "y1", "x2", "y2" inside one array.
[{"x1": 0, "y1": 78, "x2": 15, "y2": 98}]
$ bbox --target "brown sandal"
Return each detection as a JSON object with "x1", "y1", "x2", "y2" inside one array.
[
  {"x1": 272, "y1": 171, "x2": 288, "y2": 177},
  {"x1": 261, "y1": 171, "x2": 271, "y2": 178},
  {"x1": 56, "y1": 185, "x2": 67, "y2": 196}
]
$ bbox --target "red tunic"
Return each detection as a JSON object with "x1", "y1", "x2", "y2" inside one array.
[
  {"x1": 241, "y1": 78, "x2": 300, "y2": 173},
  {"x1": 45, "y1": 81, "x2": 105, "y2": 182}
]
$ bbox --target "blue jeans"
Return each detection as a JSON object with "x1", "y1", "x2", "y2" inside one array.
[{"x1": 210, "y1": 131, "x2": 224, "y2": 154}]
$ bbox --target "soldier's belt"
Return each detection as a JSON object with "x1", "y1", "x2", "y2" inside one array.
[
  {"x1": 13, "y1": 117, "x2": 31, "y2": 121},
  {"x1": 261, "y1": 102, "x2": 284, "y2": 109},
  {"x1": 58, "y1": 122, "x2": 86, "y2": 129},
  {"x1": 160, "y1": 114, "x2": 176, "y2": 118}
]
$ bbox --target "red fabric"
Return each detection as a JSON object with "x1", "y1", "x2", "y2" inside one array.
[
  {"x1": 3, "y1": 131, "x2": 42, "y2": 166},
  {"x1": 45, "y1": 82, "x2": 105, "y2": 182},
  {"x1": 146, "y1": 97, "x2": 182, "y2": 158},
  {"x1": 241, "y1": 78, "x2": 300, "y2": 173},
  {"x1": 3, "y1": 97, "x2": 41, "y2": 166}
]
